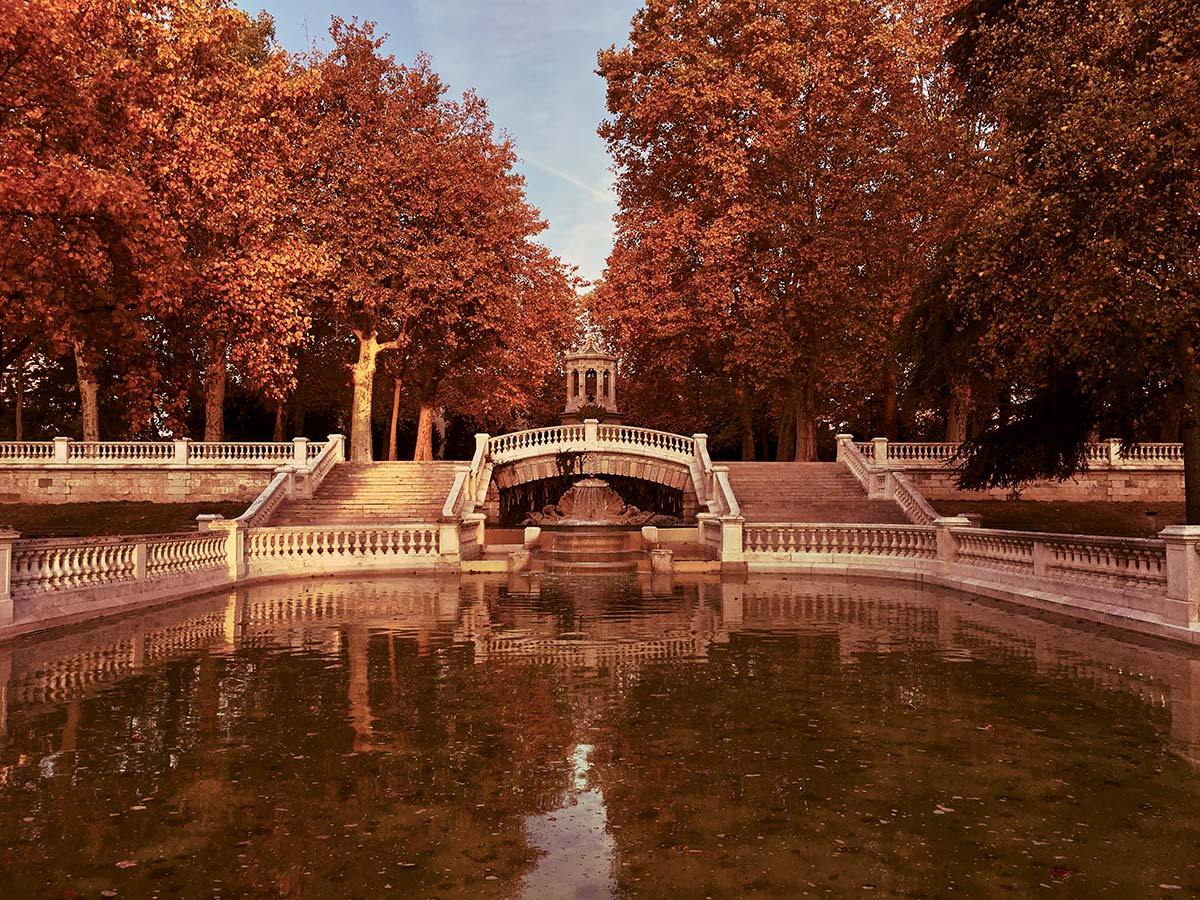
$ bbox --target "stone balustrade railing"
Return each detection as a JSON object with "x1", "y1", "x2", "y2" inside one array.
[
  {"x1": 8, "y1": 531, "x2": 230, "y2": 600},
  {"x1": 486, "y1": 421, "x2": 695, "y2": 464},
  {"x1": 242, "y1": 525, "x2": 444, "y2": 580},
  {"x1": 741, "y1": 516, "x2": 1199, "y2": 638},
  {"x1": 0, "y1": 437, "x2": 327, "y2": 468},
  {"x1": 860, "y1": 437, "x2": 1184, "y2": 470},
  {"x1": 836, "y1": 436, "x2": 940, "y2": 526},
  {"x1": 744, "y1": 523, "x2": 938, "y2": 558},
  {"x1": 234, "y1": 435, "x2": 345, "y2": 529}
]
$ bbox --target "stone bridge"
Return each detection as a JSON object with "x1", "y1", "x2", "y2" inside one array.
[{"x1": 449, "y1": 420, "x2": 741, "y2": 524}]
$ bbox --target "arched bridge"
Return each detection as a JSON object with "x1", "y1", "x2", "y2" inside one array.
[{"x1": 444, "y1": 421, "x2": 742, "y2": 523}]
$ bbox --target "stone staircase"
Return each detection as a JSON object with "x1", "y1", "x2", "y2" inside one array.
[
  {"x1": 724, "y1": 462, "x2": 912, "y2": 524},
  {"x1": 268, "y1": 462, "x2": 464, "y2": 526}
]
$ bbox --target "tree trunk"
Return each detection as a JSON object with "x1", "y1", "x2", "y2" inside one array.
[
  {"x1": 793, "y1": 380, "x2": 817, "y2": 462},
  {"x1": 273, "y1": 401, "x2": 286, "y2": 442},
  {"x1": 203, "y1": 358, "x2": 226, "y2": 442},
  {"x1": 14, "y1": 355, "x2": 23, "y2": 441},
  {"x1": 433, "y1": 407, "x2": 446, "y2": 460},
  {"x1": 880, "y1": 365, "x2": 899, "y2": 440},
  {"x1": 946, "y1": 381, "x2": 971, "y2": 443},
  {"x1": 413, "y1": 401, "x2": 435, "y2": 461},
  {"x1": 776, "y1": 400, "x2": 795, "y2": 461},
  {"x1": 737, "y1": 392, "x2": 755, "y2": 461},
  {"x1": 350, "y1": 333, "x2": 380, "y2": 462},
  {"x1": 73, "y1": 341, "x2": 100, "y2": 441},
  {"x1": 1179, "y1": 332, "x2": 1200, "y2": 525},
  {"x1": 1159, "y1": 391, "x2": 1182, "y2": 442},
  {"x1": 387, "y1": 378, "x2": 403, "y2": 461}
]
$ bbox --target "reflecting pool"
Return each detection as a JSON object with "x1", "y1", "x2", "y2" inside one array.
[{"x1": 3, "y1": 574, "x2": 1200, "y2": 898}]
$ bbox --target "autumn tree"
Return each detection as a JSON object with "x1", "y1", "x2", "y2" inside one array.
[
  {"x1": 0, "y1": 0, "x2": 188, "y2": 439},
  {"x1": 302, "y1": 20, "x2": 575, "y2": 462},
  {"x1": 942, "y1": 0, "x2": 1200, "y2": 518},
  {"x1": 597, "y1": 0, "x2": 967, "y2": 459},
  {"x1": 146, "y1": 6, "x2": 320, "y2": 441}
]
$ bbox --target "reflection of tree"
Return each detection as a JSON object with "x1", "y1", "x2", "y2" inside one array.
[{"x1": 588, "y1": 625, "x2": 1200, "y2": 898}]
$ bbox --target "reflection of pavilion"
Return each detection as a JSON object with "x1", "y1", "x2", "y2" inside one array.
[{"x1": 456, "y1": 575, "x2": 726, "y2": 667}]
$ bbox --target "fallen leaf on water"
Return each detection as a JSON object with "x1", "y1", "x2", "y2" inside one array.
[{"x1": 116, "y1": 860, "x2": 138, "y2": 869}]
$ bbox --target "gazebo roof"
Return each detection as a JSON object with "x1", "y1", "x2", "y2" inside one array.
[{"x1": 565, "y1": 338, "x2": 614, "y2": 361}]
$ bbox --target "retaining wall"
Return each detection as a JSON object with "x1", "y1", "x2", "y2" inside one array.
[{"x1": 0, "y1": 467, "x2": 275, "y2": 504}]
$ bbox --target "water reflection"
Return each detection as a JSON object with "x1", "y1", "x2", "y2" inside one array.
[{"x1": 0, "y1": 574, "x2": 1199, "y2": 897}]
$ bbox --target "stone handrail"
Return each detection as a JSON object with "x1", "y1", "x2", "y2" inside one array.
[
  {"x1": 74, "y1": 441, "x2": 175, "y2": 462},
  {"x1": 891, "y1": 471, "x2": 940, "y2": 526},
  {"x1": 234, "y1": 434, "x2": 345, "y2": 529},
  {"x1": 0, "y1": 437, "x2": 328, "y2": 468},
  {"x1": 441, "y1": 467, "x2": 471, "y2": 520},
  {"x1": 864, "y1": 438, "x2": 1183, "y2": 470},
  {"x1": 739, "y1": 516, "x2": 1190, "y2": 635},
  {"x1": 10, "y1": 531, "x2": 228, "y2": 597},
  {"x1": 595, "y1": 424, "x2": 694, "y2": 459},
  {"x1": 0, "y1": 441, "x2": 55, "y2": 462},
  {"x1": 951, "y1": 527, "x2": 1167, "y2": 588},
  {"x1": 744, "y1": 523, "x2": 938, "y2": 559},
  {"x1": 243, "y1": 525, "x2": 442, "y2": 579},
  {"x1": 836, "y1": 435, "x2": 937, "y2": 526},
  {"x1": 838, "y1": 435, "x2": 875, "y2": 487},
  {"x1": 487, "y1": 421, "x2": 694, "y2": 465},
  {"x1": 710, "y1": 466, "x2": 742, "y2": 519},
  {"x1": 236, "y1": 470, "x2": 293, "y2": 528}
]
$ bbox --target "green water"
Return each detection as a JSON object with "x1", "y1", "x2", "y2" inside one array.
[{"x1": 2, "y1": 574, "x2": 1200, "y2": 899}]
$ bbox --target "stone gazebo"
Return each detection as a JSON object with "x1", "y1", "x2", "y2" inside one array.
[{"x1": 560, "y1": 340, "x2": 623, "y2": 425}]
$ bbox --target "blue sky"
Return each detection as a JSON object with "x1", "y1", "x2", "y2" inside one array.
[{"x1": 251, "y1": 0, "x2": 643, "y2": 285}]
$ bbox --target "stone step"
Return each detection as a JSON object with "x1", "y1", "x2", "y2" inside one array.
[
  {"x1": 724, "y1": 461, "x2": 912, "y2": 525},
  {"x1": 266, "y1": 460, "x2": 461, "y2": 526}
]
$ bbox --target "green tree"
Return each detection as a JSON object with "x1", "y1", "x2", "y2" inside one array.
[{"x1": 944, "y1": 0, "x2": 1200, "y2": 519}]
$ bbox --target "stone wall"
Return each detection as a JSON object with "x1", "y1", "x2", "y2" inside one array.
[
  {"x1": 907, "y1": 468, "x2": 1184, "y2": 503},
  {"x1": 0, "y1": 467, "x2": 274, "y2": 504}
]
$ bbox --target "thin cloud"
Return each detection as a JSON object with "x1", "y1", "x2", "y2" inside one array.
[{"x1": 522, "y1": 157, "x2": 618, "y2": 206}]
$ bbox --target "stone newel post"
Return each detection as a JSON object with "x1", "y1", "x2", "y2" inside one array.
[
  {"x1": 292, "y1": 437, "x2": 309, "y2": 466},
  {"x1": 53, "y1": 437, "x2": 71, "y2": 464},
  {"x1": 835, "y1": 433, "x2": 854, "y2": 462},
  {"x1": 584, "y1": 418, "x2": 600, "y2": 446},
  {"x1": 173, "y1": 438, "x2": 191, "y2": 465},
  {"x1": 327, "y1": 434, "x2": 346, "y2": 462},
  {"x1": 1161, "y1": 526, "x2": 1200, "y2": 628},
  {"x1": 872, "y1": 437, "x2": 888, "y2": 466},
  {"x1": 0, "y1": 529, "x2": 18, "y2": 627},
  {"x1": 934, "y1": 516, "x2": 973, "y2": 574}
]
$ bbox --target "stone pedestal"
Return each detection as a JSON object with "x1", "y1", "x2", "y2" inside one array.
[
  {"x1": 1161, "y1": 526, "x2": 1200, "y2": 627},
  {"x1": 0, "y1": 529, "x2": 17, "y2": 627}
]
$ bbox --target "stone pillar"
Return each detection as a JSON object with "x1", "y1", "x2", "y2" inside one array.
[
  {"x1": 173, "y1": 437, "x2": 191, "y2": 465},
  {"x1": 292, "y1": 437, "x2": 309, "y2": 466},
  {"x1": 1107, "y1": 438, "x2": 1121, "y2": 467},
  {"x1": 327, "y1": 433, "x2": 346, "y2": 462},
  {"x1": 835, "y1": 433, "x2": 854, "y2": 462},
  {"x1": 872, "y1": 437, "x2": 888, "y2": 466},
  {"x1": 1161, "y1": 526, "x2": 1200, "y2": 628},
  {"x1": 584, "y1": 418, "x2": 599, "y2": 446},
  {"x1": 53, "y1": 436, "x2": 71, "y2": 464},
  {"x1": 207, "y1": 519, "x2": 245, "y2": 582},
  {"x1": 438, "y1": 521, "x2": 460, "y2": 564},
  {"x1": 0, "y1": 529, "x2": 17, "y2": 628},
  {"x1": 474, "y1": 432, "x2": 489, "y2": 461},
  {"x1": 934, "y1": 516, "x2": 973, "y2": 574},
  {"x1": 720, "y1": 517, "x2": 744, "y2": 564},
  {"x1": 132, "y1": 540, "x2": 148, "y2": 582},
  {"x1": 692, "y1": 433, "x2": 709, "y2": 463}
]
